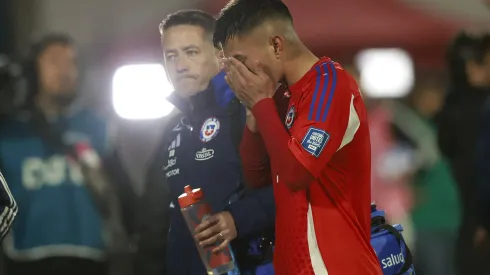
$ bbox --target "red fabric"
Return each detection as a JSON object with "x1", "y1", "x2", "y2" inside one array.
[
  {"x1": 239, "y1": 127, "x2": 271, "y2": 188},
  {"x1": 243, "y1": 57, "x2": 381, "y2": 274},
  {"x1": 239, "y1": 88, "x2": 290, "y2": 188}
]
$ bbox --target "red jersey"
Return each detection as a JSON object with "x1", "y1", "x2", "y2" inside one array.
[{"x1": 240, "y1": 57, "x2": 382, "y2": 275}]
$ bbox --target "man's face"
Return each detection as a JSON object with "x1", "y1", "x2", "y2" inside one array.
[
  {"x1": 222, "y1": 30, "x2": 284, "y2": 84},
  {"x1": 162, "y1": 25, "x2": 219, "y2": 97},
  {"x1": 37, "y1": 43, "x2": 78, "y2": 99},
  {"x1": 466, "y1": 51, "x2": 490, "y2": 88}
]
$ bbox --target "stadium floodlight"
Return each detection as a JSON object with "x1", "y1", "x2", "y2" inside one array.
[
  {"x1": 355, "y1": 48, "x2": 414, "y2": 99},
  {"x1": 112, "y1": 63, "x2": 174, "y2": 120}
]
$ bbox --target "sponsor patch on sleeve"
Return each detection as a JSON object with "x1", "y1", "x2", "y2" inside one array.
[{"x1": 301, "y1": 127, "x2": 330, "y2": 157}]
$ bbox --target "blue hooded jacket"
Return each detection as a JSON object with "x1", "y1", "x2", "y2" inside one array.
[{"x1": 160, "y1": 72, "x2": 275, "y2": 275}]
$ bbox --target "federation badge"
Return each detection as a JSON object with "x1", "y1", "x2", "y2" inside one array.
[
  {"x1": 199, "y1": 117, "x2": 220, "y2": 142},
  {"x1": 285, "y1": 105, "x2": 295, "y2": 129}
]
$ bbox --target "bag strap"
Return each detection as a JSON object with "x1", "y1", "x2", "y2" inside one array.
[{"x1": 378, "y1": 223, "x2": 413, "y2": 275}]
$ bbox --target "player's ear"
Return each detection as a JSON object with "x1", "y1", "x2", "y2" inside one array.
[
  {"x1": 213, "y1": 48, "x2": 224, "y2": 70},
  {"x1": 270, "y1": 36, "x2": 284, "y2": 59},
  {"x1": 215, "y1": 47, "x2": 224, "y2": 60}
]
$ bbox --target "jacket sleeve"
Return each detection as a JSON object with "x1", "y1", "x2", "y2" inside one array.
[
  {"x1": 476, "y1": 104, "x2": 490, "y2": 231},
  {"x1": 239, "y1": 126, "x2": 271, "y2": 188},
  {"x1": 133, "y1": 167, "x2": 170, "y2": 275},
  {"x1": 102, "y1": 149, "x2": 138, "y2": 236},
  {"x1": 226, "y1": 185, "x2": 275, "y2": 238},
  {"x1": 130, "y1": 112, "x2": 181, "y2": 275}
]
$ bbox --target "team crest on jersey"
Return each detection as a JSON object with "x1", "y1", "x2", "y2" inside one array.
[
  {"x1": 199, "y1": 117, "x2": 220, "y2": 142},
  {"x1": 285, "y1": 105, "x2": 295, "y2": 129}
]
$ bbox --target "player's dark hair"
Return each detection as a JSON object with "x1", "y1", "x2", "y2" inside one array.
[
  {"x1": 23, "y1": 33, "x2": 76, "y2": 109},
  {"x1": 159, "y1": 10, "x2": 216, "y2": 39},
  {"x1": 213, "y1": 0, "x2": 293, "y2": 48}
]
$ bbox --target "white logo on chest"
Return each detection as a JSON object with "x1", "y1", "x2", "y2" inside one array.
[{"x1": 195, "y1": 148, "x2": 215, "y2": 161}]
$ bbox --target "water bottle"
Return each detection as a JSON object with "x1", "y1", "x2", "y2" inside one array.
[{"x1": 178, "y1": 185, "x2": 235, "y2": 275}]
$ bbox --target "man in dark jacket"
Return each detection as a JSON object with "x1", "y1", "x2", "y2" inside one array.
[
  {"x1": 140, "y1": 10, "x2": 275, "y2": 275},
  {"x1": 438, "y1": 32, "x2": 490, "y2": 275},
  {"x1": 474, "y1": 35, "x2": 490, "y2": 245}
]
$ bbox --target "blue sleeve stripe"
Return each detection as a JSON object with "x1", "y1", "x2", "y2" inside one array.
[
  {"x1": 308, "y1": 66, "x2": 324, "y2": 121},
  {"x1": 321, "y1": 62, "x2": 338, "y2": 122},
  {"x1": 314, "y1": 63, "x2": 330, "y2": 121}
]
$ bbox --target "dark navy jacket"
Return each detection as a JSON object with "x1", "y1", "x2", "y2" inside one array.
[
  {"x1": 476, "y1": 95, "x2": 490, "y2": 231},
  {"x1": 153, "y1": 72, "x2": 275, "y2": 275}
]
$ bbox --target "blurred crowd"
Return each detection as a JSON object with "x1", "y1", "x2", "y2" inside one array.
[
  {"x1": 0, "y1": 9, "x2": 489, "y2": 275},
  {"x1": 366, "y1": 33, "x2": 490, "y2": 275}
]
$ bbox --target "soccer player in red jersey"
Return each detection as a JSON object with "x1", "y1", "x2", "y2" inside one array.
[{"x1": 214, "y1": 0, "x2": 383, "y2": 274}]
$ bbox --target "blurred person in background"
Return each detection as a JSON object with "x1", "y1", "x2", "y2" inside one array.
[
  {"x1": 346, "y1": 65, "x2": 416, "y2": 248},
  {"x1": 390, "y1": 80, "x2": 460, "y2": 275},
  {"x1": 140, "y1": 10, "x2": 275, "y2": 275},
  {"x1": 474, "y1": 35, "x2": 490, "y2": 249},
  {"x1": 438, "y1": 32, "x2": 490, "y2": 274},
  {"x1": 0, "y1": 34, "x2": 134, "y2": 275}
]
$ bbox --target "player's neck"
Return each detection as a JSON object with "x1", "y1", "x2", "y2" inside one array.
[{"x1": 283, "y1": 48, "x2": 319, "y2": 88}]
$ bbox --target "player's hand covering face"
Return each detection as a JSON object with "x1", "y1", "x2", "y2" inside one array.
[{"x1": 223, "y1": 57, "x2": 276, "y2": 109}]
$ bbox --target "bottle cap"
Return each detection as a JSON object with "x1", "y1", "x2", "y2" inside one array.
[{"x1": 178, "y1": 185, "x2": 203, "y2": 208}]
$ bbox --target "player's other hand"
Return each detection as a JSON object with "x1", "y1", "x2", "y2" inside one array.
[
  {"x1": 223, "y1": 57, "x2": 275, "y2": 109},
  {"x1": 194, "y1": 211, "x2": 238, "y2": 253}
]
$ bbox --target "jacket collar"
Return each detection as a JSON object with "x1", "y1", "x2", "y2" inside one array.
[{"x1": 166, "y1": 71, "x2": 234, "y2": 116}]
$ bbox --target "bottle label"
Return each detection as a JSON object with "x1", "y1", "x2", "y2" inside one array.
[{"x1": 187, "y1": 202, "x2": 232, "y2": 269}]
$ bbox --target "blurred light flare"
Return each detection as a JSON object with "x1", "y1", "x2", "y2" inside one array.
[
  {"x1": 356, "y1": 48, "x2": 414, "y2": 99},
  {"x1": 112, "y1": 63, "x2": 174, "y2": 120}
]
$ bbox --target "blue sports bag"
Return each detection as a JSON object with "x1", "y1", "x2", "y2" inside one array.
[
  {"x1": 239, "y1": 203, "x2": 416, "y2": 275},
  {"x1": 371, "y1": 203, "x2": 416, "y2": 275}
]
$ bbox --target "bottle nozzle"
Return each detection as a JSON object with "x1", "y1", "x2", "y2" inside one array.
[{"x1": 184, "y1": 185, "x2": 192, "y2": 194}]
